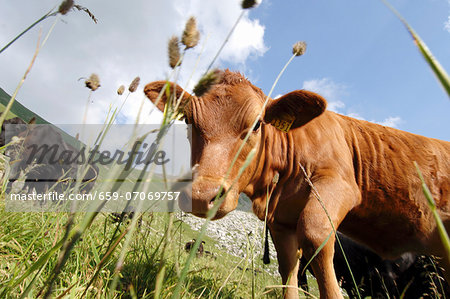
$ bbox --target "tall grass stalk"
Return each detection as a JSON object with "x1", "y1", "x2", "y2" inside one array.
[
  {"x1": 0, "y1": 16, "x2": 60, "y2": 133},
  {"x1": 41, "y1": 211, "x2": 96, "y2": 299},
  {"x1": 381, "y1": 0, "x2": 450, "y2": 97},
  {"x1": 262, "y1": 174, "x2": 278, "y2": 263},
  {"x1": 80, "y1": 225, "x2": 129, "y2": 297},
  {"x1": 107, "y1": 142, "x2": 159, "y2": 293},
  {"x1": 108, "y1": 90, "x2": 178, "y2": 295},
  {"x1": 263, "y1": 284, "x2": 318, "y2": 299},
  {"x1": 95, "y1": 105, "x2": 119, "y2": 146},
  {"x1": 147, "y1": 45, "x2": 188, "y2": 120},
  {"x1": 16, "y1": 216, "x2": 58, "y2": 298},
  {"x1": 3, "y1": 208, "x2": 66, "y2": 296},
  {"x1": 235, "y1": 236, "x2": 251, "y2": 294},
  {"x1": 300, "y1": 231, "x2": 332, "y2": 274},
  {"x1": 214, "y1": 51, "x2": 298, "y2": 216},
  {"x1": 414, "y1": 162, "x2": 450, "y2": 264},
  {"x1": 205, "y1": 11, "x2": 245, "y2": 73},
  {"x1": 154, "y1": 213, "x2": 175, "y2": 299},
  {"x1": 33, "y1": 104, "x2": 132, "y2": 297},
  {"x1": 171, "y1": 148, "x2": 256, "y2": 298},
  {"x1": 116, "y1": 77, "x2": 141, "y2": 122},
  {"x1": 222, "y1": 51, "x2": 298, "y2": 190},
  {"x1": 427, "y1": 256, "x2": 447, "y2": 299},
  {"x1": 172, "y1": 35, "x2": 210, "y2": 120},
  {"x1": 0, "y1": 8, "x2": 56, "y2": 54},
  {"x1": 215, "y1": 254, "x2": 247, "y2": 298},
  {"x1": 0, "y1": 2, "x2": 97, "y2": 55},
  {"x1": 7, "y1": 237, "x2": 65, "y2": 292},
  {"x1": 249, "y1": 233, "x2": 256, "y2": 299}
]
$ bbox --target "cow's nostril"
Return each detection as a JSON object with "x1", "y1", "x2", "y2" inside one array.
[{"x1": 209, "y1": 188, "x2": 226, "y2": 208}]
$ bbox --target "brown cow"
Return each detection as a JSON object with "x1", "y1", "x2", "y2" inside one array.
[{"x1": 144, "y1": 70, "x2": 450, "y2": 298}]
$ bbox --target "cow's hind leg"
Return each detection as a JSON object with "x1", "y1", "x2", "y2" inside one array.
[{"x1": 298, "y1": 256, "x2": 310, "y2": 296}]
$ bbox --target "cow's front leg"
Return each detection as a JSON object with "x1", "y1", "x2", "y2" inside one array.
[
  {"x1": 270, "y1": 224, "x2": 300, "y2": 299},
  {"x1": 299, "y1": 221, "x2": 341, "y2": 299},
  {"x1": 299, "y1": 177, "x2": 360, "y2": 299}
]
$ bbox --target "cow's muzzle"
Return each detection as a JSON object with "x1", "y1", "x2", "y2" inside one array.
[{"x1": 178, "y1": 176, "x2": 235, "y2": 219}]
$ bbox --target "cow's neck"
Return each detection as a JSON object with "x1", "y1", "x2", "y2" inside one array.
[
  {"x1": 245, "y1": 115, "x2": 335, "y2": 224},
  {"x1": 245, "y1": 124, "x2": 296, "y2": 221}
]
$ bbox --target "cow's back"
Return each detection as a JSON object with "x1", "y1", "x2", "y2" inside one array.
[{"x1": 332, "y1": 113, "x2": 450, "y2": 256}]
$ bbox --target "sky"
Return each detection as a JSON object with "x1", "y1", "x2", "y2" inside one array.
[{"x1": 0, "y1": 0, "x2": 449, "y2": 141}]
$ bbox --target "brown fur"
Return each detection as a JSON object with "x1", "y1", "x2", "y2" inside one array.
[{"x1": 144, "y1": 70, "x2": 450, "y2": 299}]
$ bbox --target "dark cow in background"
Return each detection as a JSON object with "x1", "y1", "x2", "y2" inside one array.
[
  {"x1": 298, "y1": 232, "x2": 449, "y2": 298},
  {"x1": 144, "y1": 70, "x2": 450, "y2": 298},
  {"x1": 0, "y1": 116, "x2": 27, "y2": 147},
  {"x1": 184, "y1": 239, "x2": 216, "y2": 258},
  {"x1": 185, "y1": 239, "x2": 205, "y2": 256},
  {"x1": 6, "y1": 124, "x2": 98, "y2": 194}
]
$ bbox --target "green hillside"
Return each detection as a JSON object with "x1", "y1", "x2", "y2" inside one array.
[
  {"x1": 0, "y1": 87, "x2": 87, "y2": 150},
  {"x1": 0, "y1": 87, "x2": 50, "y2": 124}
]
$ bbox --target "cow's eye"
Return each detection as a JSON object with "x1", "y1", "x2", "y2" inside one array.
[{"x1": 253, "y1": 120, "x2": 261, "y2": 132}]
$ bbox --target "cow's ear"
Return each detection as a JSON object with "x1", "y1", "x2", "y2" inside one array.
[
  {"x1": 263, "y1": 90, "x2": 327, "y2": 131},
  {"x1": 144, "y1": 81, "x2": 193, "y2": 113}
]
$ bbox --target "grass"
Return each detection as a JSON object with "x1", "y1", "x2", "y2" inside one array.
[{"x1": 0, "y1": 206, "x2": 286, "y2": 298}]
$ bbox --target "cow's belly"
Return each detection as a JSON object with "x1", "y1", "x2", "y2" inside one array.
[{"x1": 338, "y1": 202, "x2": 433, "y2": 259}]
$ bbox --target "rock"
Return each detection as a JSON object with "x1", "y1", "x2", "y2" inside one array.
[{"x1": 177, "y1": 208, "x2": 278, "y2": 275}]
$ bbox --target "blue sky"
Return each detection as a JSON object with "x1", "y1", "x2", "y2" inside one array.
[{"x1": 0, "y1": 0, "x2": 449, "y2": 141}]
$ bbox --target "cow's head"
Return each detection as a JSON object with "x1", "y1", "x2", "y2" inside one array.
[{"x1": 144, "y1": 70, "x2": 326, "y2": 219}]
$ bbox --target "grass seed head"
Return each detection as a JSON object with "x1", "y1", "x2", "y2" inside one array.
[
  {"x1": 128, "y1": 77, "x2": 140, "y2": 93},
  {"x1": 241, "y1": 0, "x2": 259, "y2": 9},
  {"x1": 73, "y1": 5, "x2": 98, "y2": 23},
  {"x1": 85, "y1": 73, "x2": 100, "y2": 91},
  {"x1": 182, "y1": 17, "x2": 200, "y2": 49},
  {"x1": 292, "y1": 41, "x2": 307, "y2": 56},
  {"x1": 58, "y1": 0, "x2": 74, "y2": 15},
  {"x1": 272, "y1": 173, "x2": 279, "y2": 184},
  {"x1": 193, "y1": 69, "x2": 222, "y2": 97},
  {"x1": 117, "y1": 85, "x2": 125, "y2": 95},
  {"x1": 168, "y1": 36, "x2": 181, "y2": 69}
]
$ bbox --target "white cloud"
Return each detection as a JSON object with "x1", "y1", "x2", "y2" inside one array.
[
  {"x1": 345, "y1": 112, "x2": 403, "y2": 129},
  {"x1": 445, "y1": 16, "x2": 450, "y2": 33},
  {"x1": 302, "y1": 78, "x2": 402, "y2": 128},
  {"x1": 302, "y1": 78, "x2": 347, "y2": 112},
  {"x1": 0, "y1": 0, "x2": 266, "y2": 126},
  {"x1": 445, "y1": 0, "x2": 450, "y2": 33},
  {"x1": 375, "y1": 116, "x2": 402, "y2": 128},
  {"x1": 173, "y1": 0, "x2": 267, "y2": 84},
  {"x1": 346, "y1": 112, "x2": 365, "y2": 120}
]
